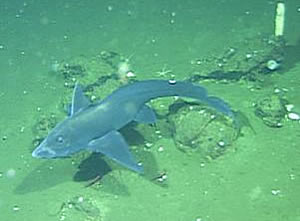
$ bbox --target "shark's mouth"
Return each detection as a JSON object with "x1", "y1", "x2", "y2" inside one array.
[{"x1": 32, "y1": 139, "x2": 57, "y2": 158}]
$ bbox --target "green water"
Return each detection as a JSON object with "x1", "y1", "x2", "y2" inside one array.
[{"x1": 1, "y1": 1, "x2": 300, "y2": 220}]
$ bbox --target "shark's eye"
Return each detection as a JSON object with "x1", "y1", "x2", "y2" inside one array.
[{"x1": 56, "y1": 135, "x2": 64, "y2": 144}]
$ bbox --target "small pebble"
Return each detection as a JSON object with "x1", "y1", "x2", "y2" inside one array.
[
  {"x1": 196, "y1": 60, "x2": 202, "y2": 65},
  {"x1": 158, "y1": 174, "x2": 167, "y2": 182},
  {"x1": 245, "y1": 53, "x2": 252, "y2": 59},
  {"x1": 91, "y1": 95, "x2": 97, "y2": 101},
  {"x1": 218, "y1": 141, "x2": 225, "y2": 147},
  {"x1": 266, "y1": 60, "x2": 280, "y2": 71},
  {"x1": 158, "y1": 146, "x2": 164, "y2": 152},
  {"x1": 274, "y1": 88, "x2": 281, "y2": 93},
  {"x1": 168, "y1": 79, "x2": 176, "y2": 85},
  {"x1": 285, "y1": 104, "x2": 294, "y2": 112},
  {"x1": 145, "y1": 142, "x2": 153, "y2": 148},
  {"x1": 282, "y1": 88, "x2": 289, "y2": 92},
  {"x1": 78, "y1": 196, "x2": 84, "y2": 203},
  {"x1": 126, "y1": 71, "x2": 135, "y2": 78},
  {"x1": 287, "y1": 112, "x2": 300, "y2": 120},
  {"x1": 137, "y1": 162, "x2": 143, "y2": 167},
  {"x1": 271, "y1": 189, "x2": 281, "y2": 196},
  {"x1": 12, "y1": 205, "x2": 20, "y2": 212},
  {"x1": 289, "y1": 174, "x2": 295, "y2": 180}
]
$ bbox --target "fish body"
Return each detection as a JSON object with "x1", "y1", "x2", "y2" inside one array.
[{"x1": 32, "y1": 80, "x2": 234, "y2": 173}]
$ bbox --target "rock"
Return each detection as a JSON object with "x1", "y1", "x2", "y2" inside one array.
[
  {"x1": 254, "y1": 94, "x2": 288, "y2": 127},
  {"x1": 168, "y1": 101, "x2": 238, "y2": 159}
]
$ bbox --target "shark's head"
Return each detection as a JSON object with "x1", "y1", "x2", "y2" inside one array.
[{"x1": 32, "y1": 120, "x2": 77, "y2": 159}]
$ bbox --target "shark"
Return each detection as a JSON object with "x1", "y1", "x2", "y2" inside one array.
[{"x1": 32, "y1": 80, "x2": 234, "y2": 173}]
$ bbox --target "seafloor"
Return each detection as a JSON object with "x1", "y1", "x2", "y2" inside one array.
[{"x1": 0, "y1": 1, "x2": 300, "y2": 221}]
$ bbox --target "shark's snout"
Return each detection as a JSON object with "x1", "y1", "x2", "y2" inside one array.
[
  {"x1": 32, "y1": 148, "x2": 48, "y2": 158},
  {"x1": 32, "y1": 142, "x2": 57, "y2": 159}
]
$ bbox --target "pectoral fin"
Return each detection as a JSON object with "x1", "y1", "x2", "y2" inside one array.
[
  {"x1": 88, "y1": 130, "x2": 143, "y2": 173},
  {"x1": 134, "y1": 105, "x2": 156, "y2": 124}
]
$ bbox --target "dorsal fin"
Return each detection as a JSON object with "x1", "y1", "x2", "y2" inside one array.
[{"x1": 70, "y1": 82, "x2": 90, "y2": 116}]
